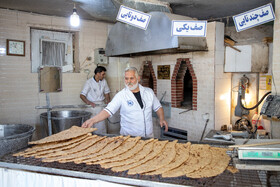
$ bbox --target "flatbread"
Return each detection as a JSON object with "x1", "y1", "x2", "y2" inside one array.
[
  {"x1": 128, "y1": 140, "x2": 177, "y2": 175},
  {"x1": 55, "y1": 136, "x2": 106, "y2": 163},
  {"x1": 161, "y1": 144, "x2": 200, "y2": 178},
  {"x1": 72, "y1": 136, "x2": 119, "y2": 164},
  {"x1": 109, "y1": 140, "x2": 156, "y2": 171},
  {"x1": 185, "y1": 144, "x2": 212, "y2": 175},
  {"x1": 13, "y1": 134, "x2": 89, "y2": 157},
  {"x1": 29, "y1": 126, "x2": 96, "y2": 144},
  {"x1": 88, "y1": 136, "x2": 141, "y2": 164},
  {"x1": 33, "y1": 134, "x2": 94, "y2": 158},
  {"x1": 15, "y1": 132, "x2": 231, "y2": 179},
  {"x1": 112, "y1": 140, "x2": 168, "y2": 172},
  {"x1": 99, "y1": 139, "x2": 153, "y2": 169},
  {"x1": 146, "y1": 142, "x2": 191, "y2": 175},
  {"x1": 227, "y1": 165, "x2": 239, "y2": 174},
  {"x1": 186, "y1": 147, "x2": 230, "y2": 178},
  {"x1": 85, "y1": 136, "x2": 129, "y2": 164},
  {"x1": 42, "y1": 135, "x2": 103, "y2": 162}
]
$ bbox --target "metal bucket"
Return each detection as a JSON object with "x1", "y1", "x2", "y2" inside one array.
[
  {"x1": 40, "y1": 110, "x2": 92, "y2": 136},
  {"x1": 0, "y1": 124, "x2": 35, "y2": 157}
]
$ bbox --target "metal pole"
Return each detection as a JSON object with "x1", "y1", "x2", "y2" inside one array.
[
  {"x1": 200, "y1": 119, "x2": 209, "y2": 142},
  {"x1": 35, "y1": 104, "x2": 106, "y2": 109},
  {"x1": 46, "y1": 93, "x2": 52, "y2": 136}
]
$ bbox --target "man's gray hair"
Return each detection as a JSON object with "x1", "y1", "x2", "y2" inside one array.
[{"x1": 124, "y1": 67, "x2": 139, "y2": 79}]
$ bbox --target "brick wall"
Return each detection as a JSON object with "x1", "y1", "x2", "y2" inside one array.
[
  {"x1": 141, "y1": 61, "x2": 157, "y2": 95},
  {"x1": 171, "y1": 58, "x2": 197, "y2": 110}
]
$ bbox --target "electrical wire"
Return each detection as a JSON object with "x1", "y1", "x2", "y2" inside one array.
[{"x1": 240, "y1": 91, "x2": 271, "y2": 110}]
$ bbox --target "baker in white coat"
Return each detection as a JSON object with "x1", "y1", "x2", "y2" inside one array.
[
  {"x1": 82, "y1": 67, "x2": 168, "y2": 137},
  {"x1": 80, "y1": 66, "x2": 110, "y2": 134}
]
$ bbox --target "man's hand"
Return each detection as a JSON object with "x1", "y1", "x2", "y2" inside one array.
[
  {"x1": 82, "y1": 119, "x2": 94, "y2": 128},
  {"x1": 89, "y1": 102, "x2": 96, "y2": 108},
  {"x1": 81, "y1": 110, "x2": 110, "y2": 128},
  {"x1": 80, "y1": 94, "x2": 95, "y2": 107},
  {"x1": 156, "y1": 107, "x2": 168, "y2": 132},
  {"x1": 160, "y1": 119, "x2": 168, "y2": 132}
]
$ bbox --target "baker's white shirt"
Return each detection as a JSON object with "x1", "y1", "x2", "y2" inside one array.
[
  {"x1": 104, "y1": 84, "x2": 162, "y2": 138},
  {"x1": 81, "y1": 77, "x2": 110, "y2": 102}
]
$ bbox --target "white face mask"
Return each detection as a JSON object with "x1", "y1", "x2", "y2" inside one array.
[{"x1": 125, "y1": 81, "x2": 139, "y2": 91}]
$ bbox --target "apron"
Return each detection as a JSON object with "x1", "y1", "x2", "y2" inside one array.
[{"x1": 87, "y1": 101, "x2": 107, "y2": 134}]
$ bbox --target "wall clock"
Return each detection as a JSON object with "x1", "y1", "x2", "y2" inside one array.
[{"x1": 6, "y1": 39, "x2": 25, "y2": 56}]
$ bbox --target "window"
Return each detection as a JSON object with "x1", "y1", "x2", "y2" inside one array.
[
  {"x1": 41, "y1": 39, "x2": 66, "y2": 66},
  {"x1": 31, "y1": 29, "x2": 74, "y2": 73}
]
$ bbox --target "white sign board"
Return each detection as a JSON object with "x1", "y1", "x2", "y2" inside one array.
[
  {"x1": 233, "y1": 3, "x2": 275, "y2": 32},
  {"x1": 172, "y1": 20, "x2": 207, "y2": 37},
  {"x1": 116, "y1": 5, "x2": 151, "y2": 30}
]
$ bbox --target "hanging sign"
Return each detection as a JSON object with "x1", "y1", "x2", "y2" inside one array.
[
  {"x1": 171, "y1": 20, "x2": 207, "y2": 37},
  {"x1": 116, "y1": 5, "x2": 151, "y2": 30},
  {"x1": 233, "y1": 3, "x2": 275, "y2": 32}
]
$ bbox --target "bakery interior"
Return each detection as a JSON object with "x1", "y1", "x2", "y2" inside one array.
[{"x1": 0, "y1": 0, "x2": 280, "y2": 186}]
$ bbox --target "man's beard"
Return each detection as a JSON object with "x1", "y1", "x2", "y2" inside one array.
[{"x1": 125, "y1": 81, "x2": 139, "y2": 91}]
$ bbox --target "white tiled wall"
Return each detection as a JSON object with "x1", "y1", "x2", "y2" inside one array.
[
  {"x1": 214, "y1": 22, "x2": 231, "y2": 131},
  {"x1": 0, "y1": 9, "x2": 111, "y2": 140},
  {"x1": 0, "y1": 9, "x2": 231, "y2": 141},
  {"x1": 128, "y1": 22, "x2": 231, "y2": 141}
]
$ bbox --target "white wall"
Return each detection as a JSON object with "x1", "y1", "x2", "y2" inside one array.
[
  {"x1": 0, "y1": 9, "x2": 231, "y2": 141},
  {"x1": 225, "y1": 24, "x2": 273, "y2": 133},
  {"x1": 0, "y1": 9, "x2": 111, "y2": 140},
  {"x1": 225, "y1": 24, "x2": 273, "y2": 45},
  {"x1": 125, "y1": 22, "x2": 230, "y2": 141}
]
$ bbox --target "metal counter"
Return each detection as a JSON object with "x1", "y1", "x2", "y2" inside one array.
[{"x1": 1, "y1": 150, "x2": 280, "y2": 186}]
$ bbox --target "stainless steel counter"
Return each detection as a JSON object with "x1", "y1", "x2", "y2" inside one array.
[
  {"x1": 1, "y1": 138, "x2": 280, "y2": 186},
  {"x1": 0, "y1": 161, "x2": 186, "y2": 187}
]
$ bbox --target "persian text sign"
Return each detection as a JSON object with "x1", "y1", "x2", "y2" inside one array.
[
  {"x1": 158, "y1": 65, "x2": 170, "y2": 80},
  {"x1": 233, "y1": 3, "x2": 275, "y2": 32},
  {"x1": 116, "y1": 5, "x2": 151, "y2": 30},
  {"x1": 172, "y1": 20, "x2": 207, "y2": 37}
]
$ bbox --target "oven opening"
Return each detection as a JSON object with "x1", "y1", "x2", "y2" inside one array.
[
  {"x1": 171, "y1": 58, "x2": 197, "y2": 110},
  {"x1": 181, "y1": 68, "x2": 193, "y2": 109},
  {"x1": 142, "y1": 64, "x2": 154, "y2": 90}
]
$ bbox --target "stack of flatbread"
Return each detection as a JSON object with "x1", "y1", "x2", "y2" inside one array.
[{"x1": 14, "y1": 126, "x2": 234, "y2": 178}]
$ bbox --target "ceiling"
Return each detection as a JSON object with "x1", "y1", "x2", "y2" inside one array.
[{"x1": 0, "y1": 0, "x2": 275, "y2": 24}]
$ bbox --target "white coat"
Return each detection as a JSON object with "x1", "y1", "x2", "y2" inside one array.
[
  {"x1": 81, "y1": 77, "x2": 110, "y2": 134},
  {"x1": 104, "y1": 84, "x2": 162, "y2": 137},
  {"x1": 80, "y1": 77, "x2": 110, "y2": 102}
]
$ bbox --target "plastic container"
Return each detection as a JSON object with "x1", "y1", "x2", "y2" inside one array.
[{"x1": 251, "y1": 112, "x2": 260, "y2": 130}]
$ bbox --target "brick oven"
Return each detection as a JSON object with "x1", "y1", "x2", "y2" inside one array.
[
  {"x1": 107, "y1": 17, "x2": 229, "y2": 141},
  {"x1": 141, "y1": 58, "x2": 197, "y2": 110},
  {"x1": 171, "y1": 58, "x2": 197, "y2": 110},
  {"x1": 141, "y1": 61, "x2": 157, "y2": 95}
]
